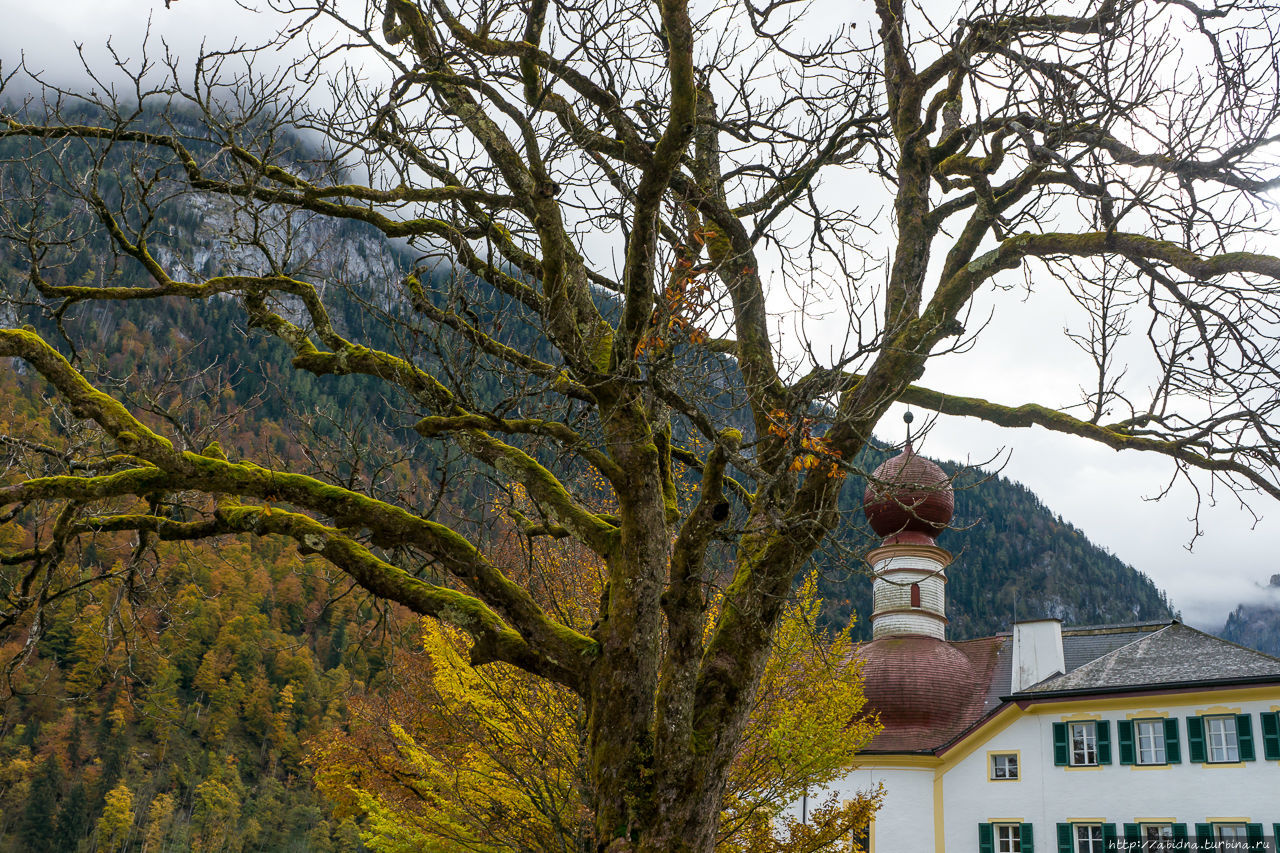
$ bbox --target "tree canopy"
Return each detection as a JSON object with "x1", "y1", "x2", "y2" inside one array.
[
  {"x1": 310, "y1": 524, "x2": 878, "y2": 852},
  {"x1": 5, "y1": 0, "x2": 1280, "y2": 848}
]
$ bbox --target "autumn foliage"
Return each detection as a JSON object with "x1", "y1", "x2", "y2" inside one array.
[{"x1": 311, "y1": 516, "x2": 880, "y2": 852}]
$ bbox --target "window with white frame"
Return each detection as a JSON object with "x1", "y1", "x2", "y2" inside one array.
[
  {"x1": 1070, "y1": 722, "x2": 1097, "y2": 766},
  {"x1": 1136, "y1": 719, "x2": 1167, "y2": 765},
  {"x1": 1144, "y1": 824, "x2": 1173, "y2": 851},
  {"x1": 990, "y1": 752, "x2": 1018, "y2": 780},
  {"x1": 1206, "y1": 716, "x2": 1241, "y2": 763},
  {"x1": 1215, "y1": 824, "x2": 1247, "y2": 840},
  {"x1": 1075, "y1": 824, "x2": 1104, "y2": 853},
  {"x1": 996, "y1": 824, "x2": 1022, "y2": 853}
]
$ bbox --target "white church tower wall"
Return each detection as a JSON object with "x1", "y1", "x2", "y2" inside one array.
[{"x1": 868, "y1": 544, "x2": 951, "y2": 640}]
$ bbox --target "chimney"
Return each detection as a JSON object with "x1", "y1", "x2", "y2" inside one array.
[{"x1": 1011, "y1": 619, "x2": 1065, "y2": 692}]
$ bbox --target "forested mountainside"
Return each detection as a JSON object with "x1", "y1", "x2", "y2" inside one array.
[
  {"x1": 0, "y1": 368, "x2": 406, "y2": 853},
  {"x1": 0, "y1": 112, "x2": 1172, "y2": 850}
]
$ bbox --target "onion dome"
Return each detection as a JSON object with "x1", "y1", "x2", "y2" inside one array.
[
  {"x1": 856, "y1": 636, "x2": 978, "y2": 733},
  {"x1": 862, "y1": 441, "x2": 954, "y2": 545}
]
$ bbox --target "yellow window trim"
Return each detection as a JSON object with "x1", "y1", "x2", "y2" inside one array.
[
  {"x1": 1127, "y1": 762, "x2": 1172, "y2": 770},
  {"x1": 1066, "y1": 818, "x2": 1109, "y2": 824},
  {"x1": 1134, "y1": 819, "x2": 1177, "y2": 825},
  {"x1": 1062, "y1": 764, "x2": 1104, "y2": 771},
  {"x1": 986, "y1": 749, "x2": 1021, "y2": 782},
  {"x1": 1207, "y1": 817, "x2": 1252, "y2": 823},
  {"x1": 1194, "y1": 705, "x2": 1243, "y2": 716},
  {"x1": 1201, "y1": 761, "x2": 1246, "y2": 768},
  {"x1": 1124, "y1": 710, "x2": 1170, "y2": 719},
  {"x1": 1059, "y1": 711, "x2": 1103, "y2": 722}
]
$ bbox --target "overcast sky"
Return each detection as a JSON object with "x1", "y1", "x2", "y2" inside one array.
[{"x1": 5, "y1": 0, "x2": 1280, "y2": 630}]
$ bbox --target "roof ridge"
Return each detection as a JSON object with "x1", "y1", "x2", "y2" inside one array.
[
  {"x1": 1019, "y1": 620, "x2": 1280, "y2": 695},
  {"x1": 1177, "y1": 621, "x2": 1280, "y2": 664}
]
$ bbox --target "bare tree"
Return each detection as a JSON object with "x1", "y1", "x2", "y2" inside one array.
[{"x1": 5, "y1": 0, "x2": 1280, "y2": 847}]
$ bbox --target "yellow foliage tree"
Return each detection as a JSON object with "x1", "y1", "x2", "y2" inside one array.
[
  {"x1": 142, "y1": 792, "x2": 175, "y2": 853},
  {"x1": 312, "y1": 571, "x2": 880, "y2": 852},
  {"x1": 93, "y1": 780, "x2": 134, "y2": 853},
  {"x1": 191, "y1": 775, "x2": 244, "y2": 853}
]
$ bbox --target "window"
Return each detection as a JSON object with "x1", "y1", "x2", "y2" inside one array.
[
  {"x1": 981, "y1": 822, "x2": 1031, "y2": 853},
  {"x1": 1206, "y1": 716, "x2": 1240, "y2": 763},
  {"x1": 1119, "y1": 718, "x2": 1179, "y2": 766},
  {"x1": 1216, "y1": 825, "x2": 1247, "y2": 839},
  {"x1": 1188, "y1": 714, "x2": 1254, "y2": 763},
  {"x1": 910, "y1": 582, "x2": 921, "y2": 607},
  {"x1": 1071, "y1": 722, "x2": 1097, "y2": 766},
  {"x1": 1136, "y1": 720, "x2": 1166, "y2": 765},
  {"x1": 850, "y1": 821, "x2": 870, "y2": 852},
  {"x1": 1144, "y1": 824, "x2": 1173, "y2": 852},
  {"x1": 1196, "y1": 823, "x2": 1264, "y2": 850},
  {"x1": 997, "y1": 824, "x2": 1022, "y2": 853},
  {"x1": 1060, "y1": 823, "x2": 1117, "y2": 852},
  {"x1": 990, "y1": 753, "x2": 1018, "y2": 780},
  {"x1": 1054, "y1": 721, "x2": 1111, "y2": 766},
  {"x1": 1075, "y1": 824, "x2": 1104, "y2": 853}
]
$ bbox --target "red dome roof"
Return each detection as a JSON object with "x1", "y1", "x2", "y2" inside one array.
[
  {"x1": 856, "y1": 636, "x2": 978, "y2": 733},
  {"x1": 862, "y1": 443, "x2": 954, "y2": 543}
]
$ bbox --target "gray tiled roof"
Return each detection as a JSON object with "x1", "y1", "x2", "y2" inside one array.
[
  {"x1": 1016, "y1": 622, "x2": 1280, "y2": 695},
  {"x1": 1062, "y1": 622, "x2": 1169, "y2": 672},
  {"x1": 981, "y1": 621, "x2": 1169, "y2": 708}
]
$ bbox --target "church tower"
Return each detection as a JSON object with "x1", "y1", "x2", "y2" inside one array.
[{"x1": 862, "y1": 425, "x2": 955, "y2": 640}]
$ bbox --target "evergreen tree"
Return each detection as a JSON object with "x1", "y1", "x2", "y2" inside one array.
[
  {"x1": 54, "y1": 781, "x2": 91, "y2": 851},
  {"x1": 18, "y1": 757, "x2": 63, "y2": 853}
]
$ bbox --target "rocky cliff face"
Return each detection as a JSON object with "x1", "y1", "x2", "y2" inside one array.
[{"x1": 1219, "y1": 576, "x2": 1280, "y2": 656}]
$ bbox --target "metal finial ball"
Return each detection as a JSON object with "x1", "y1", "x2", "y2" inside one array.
[{"x1": 903, "y1": 411, "x2": 914, "y2": 424}]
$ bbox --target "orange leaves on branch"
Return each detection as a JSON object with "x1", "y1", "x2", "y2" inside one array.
[
  {"x1": 634, "y1": 254, "x2": 715, "y2": 358},
  {"x1": 767, "y1": 410, "x2": 847, "y2": 480},
  {"x1": 767, "y1": 409, "x2": 791, "y2": 439}
]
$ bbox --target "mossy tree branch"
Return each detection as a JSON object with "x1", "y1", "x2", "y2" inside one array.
[{"x1": 0, "y1": 328, "x2": 594, "y2": 685}]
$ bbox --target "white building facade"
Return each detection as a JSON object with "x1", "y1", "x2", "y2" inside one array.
[
  {"x1": 817, "y1": 441, "x2": 1280, "y2": 852},
  {"x1": 832, "y1": 675, "x2": 1280, "y2": 852}
]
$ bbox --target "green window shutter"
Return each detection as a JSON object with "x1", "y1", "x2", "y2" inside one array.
[
  {"x1": 1053, "y1": 722, "x2": 1069, "y2": 766},
  {"x1": 1096, "y1": 720, "x2": 1112, "y2": 765},
  {"x1": 1247, "y1": 824, "x2": 1263, "y2": 845},
  {"x1": 1021, "y1": 822, "x2": 1034, "y2": 853},
  {"x1": 1117, "y1": 720, "x2": 1135, "y2": 765},
  {"x1": 1236, "y1": 714, "x2": 1255, "y2": 761},
  {"x1": 979, "y1": 823, "x2": 994, "y2": 853},
  {"x1": 1172, "y1": 824, "x2": 1188, "y2": 841},
  {"x1": 1260, "y1": 711, "x2": 1280, "y2": 760},
  {"x1": 1163, "y1": 717, "x2": 1181, "y2": 764},
  {"x1": 1102, "y1": 824, "x2": 1117, "y2": 850},
  {"x1": 1123, "y1": 824, "x2": 1140, "y2": 843},
  {"x1": 1187, "y1": 716, "x2": 1206, "y2": 763},
  {"x1": 1273, "y1": 825, "x2": 1280, "y2": 849},
  {"x1": 1056, "y1": 823, "x2": 1072, "y2": 853},
  {"x1": 1195, "y1": 824, "x2": 1213, "y2": 847}
]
